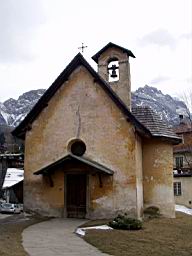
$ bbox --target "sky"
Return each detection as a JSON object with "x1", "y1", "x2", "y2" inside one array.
[{"x1": 0, "y1": 0, "x2": 191, "y2": 102}]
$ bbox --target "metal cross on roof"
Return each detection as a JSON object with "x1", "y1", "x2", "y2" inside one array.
[{"x1": 78, "y1": 43, "x2": 88, "y2": 54}]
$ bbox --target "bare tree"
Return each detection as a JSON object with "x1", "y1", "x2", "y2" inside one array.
[
  {"x1": 178, "y1": 90, "x2": 192, "y2": 171},
  {"x1": 181, "y1": 90, "x2": 192, "y2": 122}
]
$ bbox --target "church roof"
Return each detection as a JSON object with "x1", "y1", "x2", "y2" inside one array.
[
  {"x1": 92, "y1": 42, "x2": 135, "y2": 63},
  {"x1": 12, "y1": 52, "x2": 150, "y2": 139},
  {"x1": 33, "y1": 153, "x2": 114, "y2": 175},
  {"x1": 132, "y1": 106, "x2": 182, "y2": 144}
]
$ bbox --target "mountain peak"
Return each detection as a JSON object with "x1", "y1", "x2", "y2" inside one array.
[
  {"x1": 0, "y1": 89, "x2": 46, "y2": 126},
  {"x1": 135, "y1": 84, "x2": 163, "y2": 95},
  {"x1": 132, "y1": 85, "x2": 189, "y2": 125}
]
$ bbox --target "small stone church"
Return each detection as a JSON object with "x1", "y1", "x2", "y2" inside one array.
[{"x1": 13, "y1": 42, "x2": 181, "y2": 219}]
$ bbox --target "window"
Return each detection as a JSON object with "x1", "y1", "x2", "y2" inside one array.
[
  {"x1": 70, "y1": 140, "x2": 86, "y2": 156},
  {"x1": 175, "y1": 156, "x2": 183, "y2": 169},
  {"x1": 174, "y1": 182, "x2": 182, "y2": 196}
]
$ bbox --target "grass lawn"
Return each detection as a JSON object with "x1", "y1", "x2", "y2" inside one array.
[
  {"x1": 0, "y1": 214, "x2": 47, "y2": 256},
  {"x1": 84, "y1": 213, "x2": 192, "y2": 256}
]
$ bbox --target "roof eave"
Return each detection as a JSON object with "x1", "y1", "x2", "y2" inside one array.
[
  {"x1": 92, "y1": 42, "x2": 135, "y2": 63},
  {"x1": 152, "y1": 135, "x2": 182, "y2": 145},
  {"x1": 33, "y1": 154, "x2": 114, "y2": 176},
  {"x1": 174, "y1": 174, "x2": 192, "y2": 177}
]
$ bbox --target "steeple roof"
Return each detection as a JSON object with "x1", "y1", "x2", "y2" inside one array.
[{"x1": 92, "y1": 42, "x2": 135, "y2": 63}]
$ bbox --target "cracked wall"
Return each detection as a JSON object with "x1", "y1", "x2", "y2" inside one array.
[{"x1": 24, "y1": 65, "x2": 142, "y2": 218}]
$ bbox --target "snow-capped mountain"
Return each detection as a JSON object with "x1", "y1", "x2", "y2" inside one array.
[
  {"x1": 0, "y1": 89, "x2": 46, "y2": 127},
  {"x1": 132, "y1": 85, "x2": 189, "y2": 126},
  {"x1": 0, "y1": 85, "x2": 190, "y2": 127}
]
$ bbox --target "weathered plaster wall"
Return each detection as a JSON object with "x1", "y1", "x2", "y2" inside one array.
[
  {"x1": 24, "y1": 65, "x2": 140, "y2": 218},
  {"x1": 174, "y1": 176, "x2": 192, "y2": 208},
  {"x1": 97, "y1": 47, "x2": 131, "y2": 109},
  {"x1": 135, "y1": 135, "x2": 143, "y2": 219},
  {"x1": 142, "y1": 139, "x2": 175, "y2": 217},
  {"x1": 24, "y1": 167, "x2": 64, "y2": 216}
]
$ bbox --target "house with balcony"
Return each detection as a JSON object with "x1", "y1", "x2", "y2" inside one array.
[{"x1": 173, "y1": 115, "x2": 192, "y2": 207}]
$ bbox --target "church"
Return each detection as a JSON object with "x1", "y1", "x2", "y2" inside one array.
[{"x1": 13, "y1": 42, "x2": 181, "y2": 219}]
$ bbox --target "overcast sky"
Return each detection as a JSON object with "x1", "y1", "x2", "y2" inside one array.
[{"x1": 0, "y1": 0, "x2": 191, "y2": 102}]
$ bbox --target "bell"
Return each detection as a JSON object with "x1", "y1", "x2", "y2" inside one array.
[{"x1": 111, "y1": 68, "x2": 117, "y2": 78}]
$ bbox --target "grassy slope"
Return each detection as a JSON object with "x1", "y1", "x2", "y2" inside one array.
[
  {"x1": 84, "y1": 213, "x2": 192, "y2": 256},
  {"x1": 0, "y1": 215, "x2": 46, "y2": 256}
]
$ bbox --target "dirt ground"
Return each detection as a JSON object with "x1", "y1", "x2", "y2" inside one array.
[
  {"x1": 0, "y1": 214, "x2": 47, "y2": 256},
  {"x1": 84, "y1": 212, "x2": 192, "y2": 256}
]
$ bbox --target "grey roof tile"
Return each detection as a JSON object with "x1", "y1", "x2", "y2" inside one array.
[{"x1": 132, "y1": 106, "x2": 181, "y2": 142}]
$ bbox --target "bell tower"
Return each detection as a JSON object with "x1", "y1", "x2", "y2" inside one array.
[{"x1": 92, "y1": 42, "x2": 135, "y2": 110}]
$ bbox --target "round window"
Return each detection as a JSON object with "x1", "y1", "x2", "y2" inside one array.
[{"x1": 70, "y1": 140, "x2": 86, "y2": 156}]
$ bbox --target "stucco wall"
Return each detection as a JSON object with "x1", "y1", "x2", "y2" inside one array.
[
  {"x1": 142, "y1": 139, "x2": 175, "y2": 217},
  {"x1": 135, "y1": 135, "x2": 143, "y2": 219},
  {"x1": 24, "y1": 65, "x2": 141, "y2": 218},
  {"x1": 174, "y1": 176, "x2": 192, "y2": 208}
]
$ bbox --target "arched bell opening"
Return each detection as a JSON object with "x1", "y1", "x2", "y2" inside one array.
[{"x1": 107, "y1": 58, "x2": 119, "y2": 82}]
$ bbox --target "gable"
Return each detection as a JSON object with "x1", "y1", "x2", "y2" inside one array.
[
  {"x1": 25, "y1": 65, "x2": 138, "y2": 174},
  {"x1": 12, "y1": 53, "x2": 150, "y2": 139}
]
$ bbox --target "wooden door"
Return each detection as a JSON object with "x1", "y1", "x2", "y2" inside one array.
[{"x1": 66, "y1": 174, "x2": 87, "y2": 218}]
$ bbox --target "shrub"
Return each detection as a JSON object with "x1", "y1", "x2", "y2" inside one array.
[{"x1": 109, "y1": 214, "x2": 142, "y2": 230}]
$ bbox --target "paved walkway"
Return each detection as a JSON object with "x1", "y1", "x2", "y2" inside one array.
[{"x1": 22, "y1": 218, "x2": 109, "y2": 256}]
